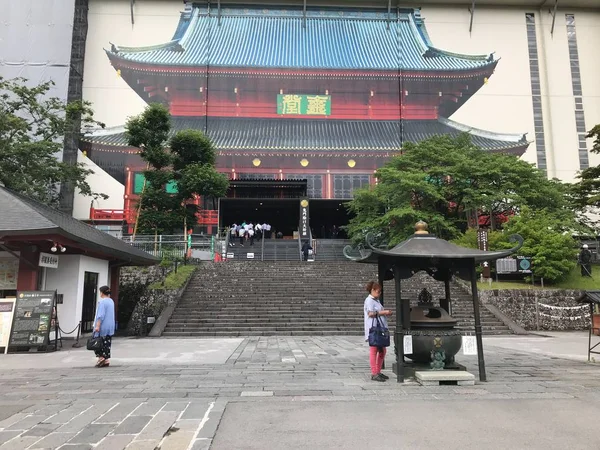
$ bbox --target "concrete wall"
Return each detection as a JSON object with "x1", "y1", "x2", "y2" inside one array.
[
  {"x1": 44, "y1": 255, "x2": 109, "y2": 337},
  {"x1": 73, "y1": 150, "x2": 125, "y2": 219}
]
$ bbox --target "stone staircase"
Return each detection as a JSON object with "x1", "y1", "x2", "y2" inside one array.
[
  {"x1": 224, "y1": 239, "x2": 300, "y2": 261},
  {"x1": 312, "y1": 239, "x2": 351, "y2": 261},
  {"x1": 162, "y1": 261, "x2": 513, "y2": 337}
]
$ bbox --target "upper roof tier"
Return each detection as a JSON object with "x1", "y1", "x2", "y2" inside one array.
[{"x1": 106, "y1": 5, "x2": 497, "y2": 72}]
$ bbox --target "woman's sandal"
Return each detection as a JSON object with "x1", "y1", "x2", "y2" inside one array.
[
  {"x1": 95, "y1": 358, "x2": 105, "y2": 368},
  {"x1": 99, "y1": 359, "x2": 110, "y2": 368}
]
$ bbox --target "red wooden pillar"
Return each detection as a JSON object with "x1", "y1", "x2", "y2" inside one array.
[
  {"x1": 16, "y1": 246, "x2": 40, "y2": 291},
  {"x1": 109, "y1": 265, "x2": 120, "y2": 321}
]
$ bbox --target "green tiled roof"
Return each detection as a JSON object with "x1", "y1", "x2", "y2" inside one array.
[{"x1": 106, "y1": 6, "x2": 496, "y2": 72}]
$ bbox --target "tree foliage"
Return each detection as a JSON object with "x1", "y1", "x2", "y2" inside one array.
[
  {"x1": 573, "y1": 125, "x2": 600, "y2": 220},
  {"x1": 0, "y1": 77, "x2": 106, "y2": 204},
  {"x1": 125, "y1": 104, "x2": 228, "y2": 235},
  {"x1": 346, "y1": 135, "x2": 574, "y2": 246},
  {"x1": 450, "y1": 210, "x2": 578, "y2": 283},
  {"x1": 501, "y1": 208, "x2": 578, "y2": 282}
]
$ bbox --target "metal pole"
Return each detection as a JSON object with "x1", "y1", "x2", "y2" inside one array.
[
  {"x1": 443, "y1": 278, "x2": 451, "y2": 314},
  {"x1": 470, "y1": 263, "x2": 487, "y2": 381},
  {"x1": 535, "y1": 295, "x2": 540, "y2": 331},
  {"x1": 378, "y1": 261, "x2": 385, "y2": 307},
  {"x1": 393, "y1": 265, "x2": 404, "y2": 383},
  {"x1": 589, "y1": 303, "x2": 593, "y2": 362},
  {"x1": 469, "y1": 0, "x2": 476, "y2": 33}
]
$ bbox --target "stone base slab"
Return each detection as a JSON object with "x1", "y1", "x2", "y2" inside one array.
[{"x1": 415, "y1": 370, "x2": 475, "y2": 386}]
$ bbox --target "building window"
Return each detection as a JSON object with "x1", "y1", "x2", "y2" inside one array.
[
  {"x1": 284, "y1": 174, "x2": 323, "y2": 198},
  {"x1": 565, "y1": 13, "x2": 589, "y2": 169},
  {"x1": 525, "y1": 13, "x2": 547, "y2": 171},
  {"x1": 333, "y1": 175, "x2": 370, "y2": 199}
]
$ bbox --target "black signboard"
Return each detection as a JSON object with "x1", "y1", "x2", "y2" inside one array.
[
  {"x1": 300, "y1": 198, "x2": 310, "y2": 240},
  {"x1": 8, "y1": 291, "x2": 56, "y2": 348},
  {"x1": 517, "y1": 256, "x2": 533, "y2": 274}
]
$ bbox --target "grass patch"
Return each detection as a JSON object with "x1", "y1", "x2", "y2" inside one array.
[
  {"x1": 149, "y1": 264, "x2": 197, "y2": 290},
  {"x1": 477, "y1": 264, "x2": 600, "y2": 291}
]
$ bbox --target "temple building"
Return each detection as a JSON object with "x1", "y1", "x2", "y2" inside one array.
[{"x1": 82, "y1": 3, "x2": 529, "y2": 234}]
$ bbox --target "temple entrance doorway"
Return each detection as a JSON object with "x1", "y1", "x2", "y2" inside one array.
[
  {"x1": 310, "y1": 200, "x2": 352, "y2": 239},
  {"x1": 220, "y1": 199, "x2": 300, "y2": 238}
]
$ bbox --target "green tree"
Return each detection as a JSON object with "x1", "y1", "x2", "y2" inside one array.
[
  {"x1": 500, "y1": 207, "x2": 578, "y2": 282},
  {"x1": 573, "y1": 125, "x2": 600, "y2": 226},
  {"x1": 126, "y1": 104, "x2": 228, "y2": 235},
  {"x1": 0, "y1": 77, "x2": 106, "y2": 204},
  {"x1": 346, "y1": 134, "x2": 574, "y2": 245}
]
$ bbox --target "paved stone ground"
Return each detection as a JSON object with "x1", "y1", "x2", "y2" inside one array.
[{"x1": 1, "y1": 335, "x2": 600, "y2": 449}]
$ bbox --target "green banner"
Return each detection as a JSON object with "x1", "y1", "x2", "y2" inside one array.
[{"x1": 277, "y1": 94, "x2": 331, "y2": 116}]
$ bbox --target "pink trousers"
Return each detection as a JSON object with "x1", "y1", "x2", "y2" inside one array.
[{"x1": 369, "y1": 346, "x2": 386, "y2": 375}]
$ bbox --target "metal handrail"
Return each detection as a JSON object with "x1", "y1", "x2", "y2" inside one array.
[
  {"x1": 261, "y1": 228, "x2": 265, "y2": 261},
  {"x1": 297, "y1": 228, "x2": 303, "y2": 261}
]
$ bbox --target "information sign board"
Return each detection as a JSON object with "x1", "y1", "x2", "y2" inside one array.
[{"x1": 8, "y1": 291, "x2": 56, "y2": 348}]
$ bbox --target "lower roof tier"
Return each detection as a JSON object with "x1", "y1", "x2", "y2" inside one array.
[{"x1": 84, "y1": 117, "x2": 528, "y2": 155}]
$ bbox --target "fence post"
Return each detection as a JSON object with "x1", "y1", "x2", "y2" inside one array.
[{"x1": 535, "y1": 295, "x2": 540, "y2": 331}]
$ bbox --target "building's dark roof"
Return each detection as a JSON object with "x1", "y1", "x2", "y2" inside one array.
[
  {"x1": 344, "y1": 232, "x2": 523, "y2": 266},
  {"x1": 84, "y1": 117, "x2": 528, "y2": 155},
  {"x1": 106, "y1": 6, "x2": 497, "y2": 72},
  {"x1": 576, "y1": 291, "x2": 600, "y2": 305},
  {"x1": 0, "y1": 187, "x2": 159, "y2": 266}
]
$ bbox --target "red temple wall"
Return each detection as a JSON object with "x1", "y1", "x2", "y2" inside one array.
[{"x1": 131, "y1": 73, "x2": 480, "y2": 120}]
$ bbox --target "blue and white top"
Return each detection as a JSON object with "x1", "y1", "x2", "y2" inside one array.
[
  {"x1": 94, "y1": 297, "x2": 115, "y2": 337},
  {"x1": 364, "y1": 295, "x2": 387, "y2": 341}
]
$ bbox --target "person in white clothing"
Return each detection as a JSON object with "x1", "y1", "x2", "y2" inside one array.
[
  {"x1": 238, "y1": 226, "x2": 246, "y2": 246},
  {"x1": 364, "y1": 281, "x2": 392, "y2": 382}
]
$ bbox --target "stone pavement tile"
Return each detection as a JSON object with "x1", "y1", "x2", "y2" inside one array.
[
  {"x1": 93, "y1": 402, "x2": 141, "y2": 424},
  {"x1": 22, "y1": 423, "x2": 62, "y2": 437},
  {"x1": 95, "y1": 434, "x2": 135, "y2": 450},
  {"x1": 6, "y1": 415, "x2": 46, "y2": 431},
  {"x1": 161, "y1": 402, "x2": 189, "y2": 413},
  {"x1": 123, "y1": 439, "x2": 161, "y2": 450},
  {"x1": 68, "y1": 424, "x2": 114, "y2": 445},
  {"x1": 58, "y1": 445, "x2": 92, "y2": 450},
  {"x1": 173, "y1": 420, "x2": 201, "y2": 431},
  {"x1": 158, "y1": 430, "x2": 195, "y2": 450},
  {"x1": 136, "y1": 411, "x2": 178, "y2": 440},
  {"x1": 189, "y1": 438, "x2": 211, "y2": 450},
  {"x1": 0, "y1": 435, "x2": 39, "y2": 450},
  {"x1": 130, "y1": 401, "x2": 165, "y2": 416},
  {"x1": 45, "y1": 404, "x2": 91, "y2": 424},
  {"x1": 240, "y1": 391, "x2": 273, "y2": 397},
  {"x1": 28, "y1": 432, "x2": 76, "y2": 449},
  {"x1": 180, "y1": 403, "x2": 212, "y2": 420},
  {"x1": 0, "y1": 432, "x2": 20, "y2": 446},
  {"x1": 112, "y1": 416, "x2": 153, "y2": 435},
  {"x1": 55, "y1": 404, "x2": 114, "y2": 433},
  {"x1": 0, "y1": 414, "x2": 27, "y2": 430},
  {"x1": 0, "y1": 407, "x2": 30, "y2": 423}
]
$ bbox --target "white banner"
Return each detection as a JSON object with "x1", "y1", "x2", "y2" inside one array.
[
  {"x1": 0, "y1": 299, "x2": 16, "y2": 353},
  {"x1": 462, "y1": 336, "x2": 477, "y2": 355},
  {"x1": 403, "y1": 335, "x2": 413, "y2": 354}
]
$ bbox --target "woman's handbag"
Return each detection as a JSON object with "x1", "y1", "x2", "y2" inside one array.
[
  {"x1": 86, "y1": 333, "x2": 103, "y2": 351},
  {"x1": 368, "y1": 316, "x2": 390, "y2": 347}
]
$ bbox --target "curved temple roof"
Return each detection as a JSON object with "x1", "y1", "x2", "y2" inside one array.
[
  {"x1": 83, "y1": 116, "x2": 528, "y2": 155},
  {"x1": 106, "y1": 6, "x2": 497, "y2": 72},
  {"x1": 344, "y1": 232, "x2": 524, "y2": 266}
]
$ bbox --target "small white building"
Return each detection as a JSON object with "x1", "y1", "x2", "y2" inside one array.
[{"x1": 0, "y1": 187, "x2": 158, "y2": 337}]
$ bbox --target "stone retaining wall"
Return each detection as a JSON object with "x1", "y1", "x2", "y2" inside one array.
[
  {"x1": 126, "y1": 266, "x2": 197, "y2": 336},
  {"x1": 479, "y1": 289, "x2": 588, "y2": 331}
]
